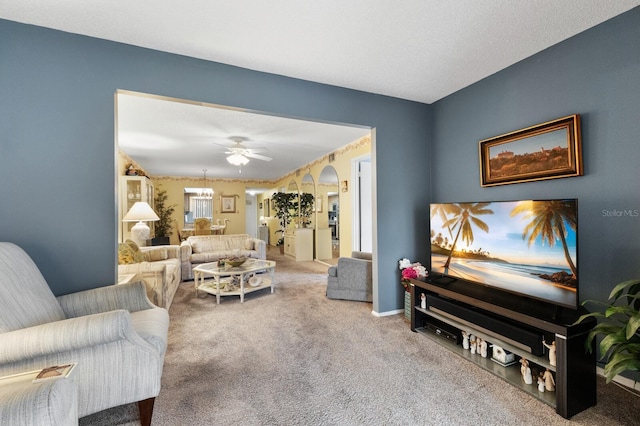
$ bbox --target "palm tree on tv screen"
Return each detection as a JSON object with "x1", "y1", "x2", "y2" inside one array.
[
  {"x1": 442, "y1": 202, "x2": 494, "y2": 269},
  {"x1": 510, "y1": 200, "x2": 577, "y2": 278}
]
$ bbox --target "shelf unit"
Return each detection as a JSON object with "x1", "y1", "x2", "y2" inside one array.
[
  {"x1": 283, "y1": 228, "x2": 313, "y2": 261},
  {"x1": 119, "y1": 176, "x2": 154, "y2": 243},
  {"x1": 410, "y1": 277, "x2": 596, "y2": 419}
]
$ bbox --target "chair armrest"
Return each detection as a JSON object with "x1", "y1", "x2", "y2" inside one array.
[
  {"x1": 179, "y1": 240, "x2": 192, "y2": 257},
  {"x1": 252, "y1": 238, "x2": 266, "y2": 259},
  {"x1": 0, "y1": 310, "x2": 151, "y2": 365},
  {"x1": 164, "y1": 245, "x2": 180, "y2": 259},
  {"x1": 336, "y1": 257, "x2": 372, "y2": 283},
  {"x1": 56, "y1": 281, "x2": 154, "y2": 318}
]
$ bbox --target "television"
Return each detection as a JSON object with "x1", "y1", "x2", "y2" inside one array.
[{"x1": 429, "y1": 199, "x2": 578, "y2": 310}]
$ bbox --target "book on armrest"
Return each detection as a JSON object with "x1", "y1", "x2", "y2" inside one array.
[{"x1": 32, "y1": 363, "x2": 77, "y2": 383}]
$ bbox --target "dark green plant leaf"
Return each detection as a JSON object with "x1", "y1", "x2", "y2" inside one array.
[{"x1": 603, "y1": 353, "x2": 640, "y2": 383}]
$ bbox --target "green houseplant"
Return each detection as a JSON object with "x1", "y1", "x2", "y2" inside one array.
[
  {"x1": 575, "y1": 279, "x2": 640, "y2": 382},
  {"x1": 271, "y1": 192, "x2": 298, "y2": 252},
  {"x1": 152, "y1": 186, "x2": 177, "y2": 245},
  {"x1": 298, "y1": 193, "x2": 315, "y2": 228}
]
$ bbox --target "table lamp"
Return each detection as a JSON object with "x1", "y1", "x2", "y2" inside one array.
[{"x1": 122, "y1": 202, "x2": 160, "y2": 247}]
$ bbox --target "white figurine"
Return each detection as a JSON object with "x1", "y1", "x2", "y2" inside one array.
[
  {"x1": 520, "y1": 358, "x2": 533, "y2": 384},
  {"x1": 479, "y1": 339, "x2": 488, "y2": 358},
  {"x1": 524, "y1": 367, "x2": 533, "y2": 385},
  {"x1": 462, "y1": 331, "x2": 470, "y2": 350},
  {"x1": 420, "y1": 293, "x2": 426, "y2": 309},
  {"x1": 470, "y1": 337, "x2": 477, "y2": 355},
  {"x1": 537, "y1": 374, "x2": 545, "y2": 392},
  {"x1": 543, "y1": 340, "x2": 557, "y2": 367},
  {"x1": 543, "y1": 369, "x2": 555, "y2": 392}
]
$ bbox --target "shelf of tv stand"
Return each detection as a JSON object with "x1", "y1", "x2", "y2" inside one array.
[
  {"x1": 409, "y1": 277, "x2": 597, "y2": 419},
  {"x1": 414, "y1": 325, "x2": 558, "y2": 407}
]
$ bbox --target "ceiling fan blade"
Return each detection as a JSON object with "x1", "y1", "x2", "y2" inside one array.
[{"x1": 244, "y1": 152, "x2": 272, "y2": 161}]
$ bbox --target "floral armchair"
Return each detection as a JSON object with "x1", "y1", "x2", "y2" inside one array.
[{"x1": 0, "y1": 242, "x2": 169, "y2": 425}]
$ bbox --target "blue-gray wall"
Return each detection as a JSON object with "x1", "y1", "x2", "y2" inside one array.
[
  {"x1": 0, "y1": 19, "x2": 431, "y2": 313},
  {"x1": 431, "y1": 8, "x2": 640, "y2": 304}
]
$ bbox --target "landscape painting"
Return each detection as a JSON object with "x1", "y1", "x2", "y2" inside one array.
[
  {"x1": 430, "y1": 200, "x2": 578, "y2": 308},
  {"x1": 479, "y1": 115, "x2": 582, "y2": 187}
]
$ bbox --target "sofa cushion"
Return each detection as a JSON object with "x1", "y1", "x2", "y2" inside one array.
[
  {"x1": 227, "y1": 236, "x2": 247, "y2": 250},
  {"x1": 143, "y1": 248, "x2": 168, "y2": 262},
  {"x1": 244, "y1": 239, "x2": 254, "y2": 250},
  {"x1": 191, "y1": 238, "x2": 226, "y2": 254}
]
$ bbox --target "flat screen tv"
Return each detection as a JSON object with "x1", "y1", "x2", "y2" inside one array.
[{"x1": 429, "y1": 199, "x2": 578, "y2": 310}]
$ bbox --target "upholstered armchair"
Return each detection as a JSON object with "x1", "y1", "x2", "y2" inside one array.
[
  {"x1": 326, "y1": 251, "x2": 373, "y2": 302},
  {"x1": 0, "y1": 243, "x2": 169, "y2": 425}
]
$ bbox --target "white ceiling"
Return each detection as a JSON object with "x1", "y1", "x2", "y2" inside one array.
[
  {"x1": 116, "y1": 91, "x2": 370, "y2": 180},
  {"x1": 2, "y1": 1, "x2": 638, "y2": 103},
  {"x1": 3, "y1": 1, "x2": 638, "y2": 181}
]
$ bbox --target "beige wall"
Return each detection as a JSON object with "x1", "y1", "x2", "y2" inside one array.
[{"x1": 118, "y1": 135, "x2": 370, "y2": 252}]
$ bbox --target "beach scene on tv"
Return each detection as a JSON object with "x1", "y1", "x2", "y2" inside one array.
[{"x1": 430, "y1": 200, "x2": 577, "y2": 308}]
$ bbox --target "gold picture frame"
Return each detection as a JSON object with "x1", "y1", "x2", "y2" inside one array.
[
  {"x1": 221, "y1": 195, "x2": 236, "y2": 213},
  {"x1": 479, "y1": 114, "x2": 582, "y2": 187},
  {"x1": 316, "y1": 197, "x2": 323, "y2": 213}
]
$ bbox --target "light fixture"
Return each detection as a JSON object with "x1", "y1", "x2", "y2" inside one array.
[
  {"x1": 227, "y1": 153, "x2": 249, "y2": 166},
  {"x1": 122, "y1": 202, "x2": 159, "y2": 247},
  {"x1": 341, "y1": 180, "x2": 349, "y2": 192},
  {"x1": 197, "y1": 169, "x2": 213, "y2": 198}
]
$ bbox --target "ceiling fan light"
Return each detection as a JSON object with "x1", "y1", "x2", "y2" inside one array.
[{"x1": 227, "y1": 153, "x2": 249, "y2": 166}]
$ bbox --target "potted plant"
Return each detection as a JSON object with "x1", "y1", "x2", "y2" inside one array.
[
  {"x1": 271, "y1": 192, "x2": 297, "y2": 254},
  {"x1": 151, "y1": 185, "x2": 177, "y2": 246},
  {"x1": 575, "y1": 279, "x2": 640, "y2": 382},
  {"x1": 298, "y1": 193, "x2": 315, "y2": 228}
]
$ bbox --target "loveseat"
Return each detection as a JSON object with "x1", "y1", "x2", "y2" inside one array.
[
  {"x1": 118, "y1": 241, "x2": 182, "y2": 309},
  {"x1": 180, "y1": 234, "x2": 266, "y2": 281}
]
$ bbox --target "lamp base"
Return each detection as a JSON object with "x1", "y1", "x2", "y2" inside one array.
[{"x1": 130, "y1": 221, "x2": 151, "y2": 247}]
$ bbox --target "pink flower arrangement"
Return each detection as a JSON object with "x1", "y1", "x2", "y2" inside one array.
[{"x1": 398, "y1": 258, "x2": 427, "y2": 292}]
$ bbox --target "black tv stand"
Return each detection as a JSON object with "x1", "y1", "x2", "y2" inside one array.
[{"x1": 409, "y1": 277, "x2": 596, "y2": 419}]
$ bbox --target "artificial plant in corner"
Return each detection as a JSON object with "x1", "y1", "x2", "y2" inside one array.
[
  {"x1": 153, "y1": 185, "x2": 177, "y2": 240},
  {"x1": 575, "y1": 279, "x2": 640, "y2": 382}
]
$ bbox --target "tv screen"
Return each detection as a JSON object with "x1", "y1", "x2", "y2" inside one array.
[{"x1": 429, "y1": 199, "x2": 578, "y2": 309}]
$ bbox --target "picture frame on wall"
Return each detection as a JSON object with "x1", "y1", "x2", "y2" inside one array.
[
  {"x1": 264, "y1": 198, "x2": 270, "y2": 217},
  {"x1": 316, "y1": 197, "x2": 322, "y2": 213},
  {"x1": 221, "y1": 195, "x2": 236, "y2": 213},
  {"x1": 479, "y1": 114, "x2": 583, "y2": 187}
]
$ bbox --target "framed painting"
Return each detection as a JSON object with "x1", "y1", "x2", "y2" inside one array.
[
  {"x1": 264, "y1": 198, "x2": 270, "y2": 217},
  {"x1": 479, "y1": 115, "x2": 582, "y2": 187},
  {"x1": 221, "y1": 195, "x2": 236, "y2": 213},
  {"x1": 316, "y1": 197, "x2": 323, "y2": 213}
]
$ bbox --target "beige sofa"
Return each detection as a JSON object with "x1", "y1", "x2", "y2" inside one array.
[
  {"x1": 180, "y1": 234, "x2": 266, "y2": 281},
  {"x1": 118, "y1": 244, "x2": 182, "y2": 309}
]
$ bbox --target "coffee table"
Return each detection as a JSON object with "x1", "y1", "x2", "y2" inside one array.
[{"x1": 193, "y1": 258, "x2": 276, "y2": 304}]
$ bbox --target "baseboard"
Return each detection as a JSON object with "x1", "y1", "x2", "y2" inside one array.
[
  {"x1": 372, "y1": 308, "x2": 403, "y2": 317},
  {"x1": 596, "y1": 366, "x2": 639, "y2": 391}
]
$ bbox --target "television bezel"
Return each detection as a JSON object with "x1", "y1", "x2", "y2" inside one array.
[{"x1": 428, "y1": 198, "x2": 579, "y2": 311}]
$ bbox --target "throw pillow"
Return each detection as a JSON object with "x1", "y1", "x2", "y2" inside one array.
[
  {"x1": 244, "y1": 239, "x2": 254, "y2": 250},
  {"x1": 124, "y1": 239, "x2": 145, "y2": 263},
  {"x1": 118, "y1": 243, "x2": 138, "y2": 264}
]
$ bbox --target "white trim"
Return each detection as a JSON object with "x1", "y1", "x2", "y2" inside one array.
[{"x1": 372, "y1": 309, "x2": 404, "y2": 317}]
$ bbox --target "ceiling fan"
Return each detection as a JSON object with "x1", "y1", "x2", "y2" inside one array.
[{"x1": 217, "y1": 136, "x2": 273, "y2": 166}]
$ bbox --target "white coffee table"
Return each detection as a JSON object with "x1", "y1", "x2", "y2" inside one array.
[{"x1": 193, "y1": 259, "x2": 276, "y2": 304}]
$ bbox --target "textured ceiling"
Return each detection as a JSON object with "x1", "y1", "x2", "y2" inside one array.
[{"x1": 2, "y1": 1, "x2": 638, "y2": 103}]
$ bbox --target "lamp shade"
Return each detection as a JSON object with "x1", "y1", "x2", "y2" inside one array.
[{"x1": 122, "y1": 202, "x2": 160, "y2": 222}]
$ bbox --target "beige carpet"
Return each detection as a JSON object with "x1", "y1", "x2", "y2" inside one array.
[{"x1": 80, "y1": 250, "x2": 640, "y2": 425}]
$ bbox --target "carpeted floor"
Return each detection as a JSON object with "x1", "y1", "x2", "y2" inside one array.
[{"x1": 80, "y1": 249, "x2": 640, "y2": 425}]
